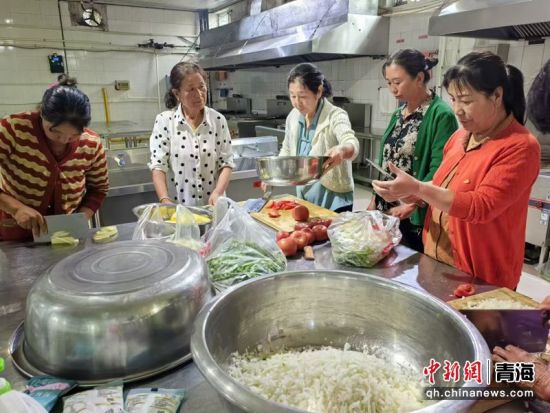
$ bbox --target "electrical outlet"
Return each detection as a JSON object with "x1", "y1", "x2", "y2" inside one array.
[{"x1": 114, "y1": 80, "x2": 130, "y2": 91}]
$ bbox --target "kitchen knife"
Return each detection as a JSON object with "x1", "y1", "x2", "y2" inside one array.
[
  {"x1": 33, "y1": 213, "x2": 90, "y2": 243},
  {"x1": 460, "y1": 309, "x2": 550, "y2": 352},
  {"x1": 246, "y1": 182, "x2": 272, "y2": 213}
]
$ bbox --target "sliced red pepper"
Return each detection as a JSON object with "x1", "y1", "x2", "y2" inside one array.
[
  {"x1": 268, "y1": 210, "x2": 281, "y2": 218},
  {"x1": 453, "y1": 283, "x2": 476, "y2": 298}
]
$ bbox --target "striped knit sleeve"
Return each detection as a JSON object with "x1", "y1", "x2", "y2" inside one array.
[
  {"x1": 0, "y1": 117, "x2": 14, "y2": 195},
  {"x1": 0, "y1": 117, "x2": 13, "y2": 165},
  {"x1": 331, "y1": 109, "x2": 359, "y2": 160},
  {"x1": 80, "y1": 138, "x2": 109, "y2": 212}
]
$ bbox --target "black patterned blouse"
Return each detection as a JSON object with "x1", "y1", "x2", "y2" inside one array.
[{"x1": 375, "y1": 94, "x2": 432, "y2": 212}]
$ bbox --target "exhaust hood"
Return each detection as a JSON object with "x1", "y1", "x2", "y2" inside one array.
[
  {"x1": 199, "y1": 0, "x2": 389, "y2": 70},
  {"x1": 429, "y1": 0, "x2": 550, "y2": 41}
]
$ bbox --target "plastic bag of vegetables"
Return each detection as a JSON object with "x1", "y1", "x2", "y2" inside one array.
[
  {"x1": 328, "y1": 211, "x2": 402, "y2": 268},
  {"x1": 169, "y1": 204, "x2": 204, "y2": 251},
  {"x1": 204, "y1": 197, "x2": 286, "y2": 291}
]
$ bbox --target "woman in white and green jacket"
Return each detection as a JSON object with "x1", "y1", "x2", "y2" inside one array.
[{"x1": 279, "y1": 63, "x2": 359, "y2": 212}]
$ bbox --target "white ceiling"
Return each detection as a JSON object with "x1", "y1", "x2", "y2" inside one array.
[{"x1": 95, "y1": 0, "x2": 241, "y2": 12}]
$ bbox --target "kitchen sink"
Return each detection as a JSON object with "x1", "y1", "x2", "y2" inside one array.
[
  {"x1": 106, "y1": 147, "x2": 151, "y2": 169},
  {"x1": 108, "y1": 168, "x2": 152, "y2": 188}
]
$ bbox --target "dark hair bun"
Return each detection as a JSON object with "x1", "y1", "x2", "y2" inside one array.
[
  {"x1": 425, "y1": 57, "x2": 439, "y2": 70},
  {"x1": 383, "y1": 49, "x2": 436, "y2": 84},
  {"x1": 57, "y1": 74, "x2": 78, "y2": 88}
]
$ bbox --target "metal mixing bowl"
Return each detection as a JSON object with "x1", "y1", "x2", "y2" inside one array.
[
  {"x1": 191, "y1": 270, "x2": 490, "y2": 413},
  {"x1": 132, "y1": 203, "x2": 212, "y2": 236},
  {"x1": 256, "y1": 156, "x2": 328, "y2": 186},
  {"x1": 24, "y1": 240, "x2": 213, "y2": 382}
]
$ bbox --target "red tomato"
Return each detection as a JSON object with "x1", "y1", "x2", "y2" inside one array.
[
  {"x1": 277, "y1": 237, "x2": 297, "y2": 257},
  {"x1": 268, "y1": 210, "x2": 280, "y2": 218},
  {"x1": 311, "y1": 224, "x2": 328, "y2": 242},
  {"x1": 308, "y1": 218, "x2": 332, "y2": 228},
  {"x1": 294, "y1": 222, "x2": 310, "y2": 231},
  {"x1": 301, "y1": 227, "x2": 315, "y2": 245},
  {"x1": 291, "y1": 230, "x2": 309, "y2": 250},
  {"x1": 292, "y1": 205, "x2": 309, "y2": 222},
  {"x1": 270, "y1": 200, "x2": 299, "y2": 210},
  {"x1": 453, "y1": 283, "x2": 476, "y2": 298},
  {"x1": 276, "y1": 231, "x2": 290, "y2": 241}
]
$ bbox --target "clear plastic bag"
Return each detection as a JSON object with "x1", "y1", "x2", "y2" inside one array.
[
  {"x1": 203, "y1": 197, "x2": 287, "y2": 291},
  {"x1": 132, "y1": 204, "x2": 175, "y2": 241},
  {"x1": 328, "y1": 211, "x2": 402, "y2": 268},
  {"x1": 169, "y1": 204, "x2": 204, "y2": 251},
  {"x1": 132, "y1": 204, "x2": 205, "y2": 252}
]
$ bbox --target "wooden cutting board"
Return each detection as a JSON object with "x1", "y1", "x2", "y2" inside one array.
[
  {"x1": 448, "y1": 287, "x2": 539, "y2": 309},
  {"x1": 451, "y1": 288, "x2": 545, "y2": 413},
  {"x1": 251, "y1": 195, "x2": 338, "y2": 232}
]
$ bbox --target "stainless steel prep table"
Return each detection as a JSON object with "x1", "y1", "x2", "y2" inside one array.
[{"x1": 0, "y1": 222, "x2": 496, "y2": 412}]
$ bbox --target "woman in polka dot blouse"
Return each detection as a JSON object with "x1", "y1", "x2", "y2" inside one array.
[{"x1": 149, "y1": 62, "x2": 234, "y2": 206}]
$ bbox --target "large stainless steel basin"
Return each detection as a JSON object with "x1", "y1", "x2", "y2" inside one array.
[
  {"x1": 24, "y1": 240, "x2": 213, "y2": 382},
  {"x1": 256, "y1": 156, "x2": 328, "y2": 186},
  {"x1": 191, "y1": 270, "x2": 490, "y2": 413}
]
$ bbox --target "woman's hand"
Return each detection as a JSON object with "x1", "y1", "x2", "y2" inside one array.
[
  {"x1": 493, "y1": 345, "x2": 533, "y2": 364},
  {"x1": 323, "y1": 144, "x2": 354, "y2": 172},
  {"x1": 539, "y1": 296, "x2": 550, "y2": 327},
  {"x1": 323, "y1": 146, "x2": 345, "y2": 172},
  {"x1": 208, "y1": 189, "x2": 222, "y2": 206},
  {"x1": 77, "y1": 207, "x2": 94, "y2": 220},
  {"x1": 14, "y1": 205, "x2": 47, "y2": 236},
  {"x1": 372, "y1": 162, "x2": 421, "y2": 202},
  {"x1": 493, "y1": 344, "x2": 550, "y2": 400},
  {"x1": 388, "y1": 203, "x2": 416, "y2": 220}
]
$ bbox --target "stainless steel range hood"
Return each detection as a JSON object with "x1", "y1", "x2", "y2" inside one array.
[
  {"x1": 199, "y1": 0, "x2": 389, "y2": 70},
  {"x1": 429, "y1": 0, "x2": 550, "y2": 41}
]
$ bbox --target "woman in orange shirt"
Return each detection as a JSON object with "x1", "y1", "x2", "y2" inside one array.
[{"x1": 372, "y1": 51, "x2": 540, "y2": 289}]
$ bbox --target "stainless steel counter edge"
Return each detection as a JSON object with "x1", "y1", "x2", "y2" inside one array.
[{"x1": 0, "y1": 221, "x2": 497, "y2": 412}]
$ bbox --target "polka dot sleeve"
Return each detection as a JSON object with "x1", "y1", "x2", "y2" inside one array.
[
  {"x1": 148, "y1": 113, "x2": 171, "y2": 173},
  {"x1": 217, "y1": 116, "x2": 235, "y2": 170}
]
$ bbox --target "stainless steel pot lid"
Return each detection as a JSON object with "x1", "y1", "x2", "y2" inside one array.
[{"x1": 47, "y1": 240, "x2": 200, "y2": 295}]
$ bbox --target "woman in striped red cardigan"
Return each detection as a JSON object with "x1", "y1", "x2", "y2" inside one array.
[{"x1": 0, "y1": 76, "x2": 109, "y2": 241}]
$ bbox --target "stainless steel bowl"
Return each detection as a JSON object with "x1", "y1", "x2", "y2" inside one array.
[
  {"x1": 256, "y1": 156, "x2": 328, "y2": 186},
  {"x1": 24, "y1": 240, "x2": 213, "y2": 382},
  {"x1": 191, "y1": 270, "x2": 490, "y2": 413},
  {"x1": 132, "y1": 203, "x2": 212, "y2": 236}
]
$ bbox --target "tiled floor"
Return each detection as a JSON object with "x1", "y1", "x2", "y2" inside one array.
[{"x1": 353, "y1": 184, "x2": 550, "y2": 302}]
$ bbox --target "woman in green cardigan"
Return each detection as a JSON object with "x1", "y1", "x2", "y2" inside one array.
[{"x1": 372, "y1": 49, "x2": 458, "y2": 252}]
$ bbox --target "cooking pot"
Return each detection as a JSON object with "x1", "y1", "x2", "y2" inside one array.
[
  {"x1": 191, "y1": 270, "x2": 490, "y2": 413},
  {"x1": 24, "y1": 240, "x2": 212, "y2": 382}
]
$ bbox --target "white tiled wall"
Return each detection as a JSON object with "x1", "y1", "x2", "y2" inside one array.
[
  {"x1": 0, "y1": 0, "x2": 198, "y2": 131},
  {"x1": 2, "y1": 3, "x2": 549, "y2": 134}
]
